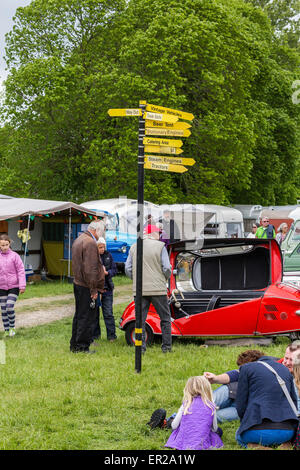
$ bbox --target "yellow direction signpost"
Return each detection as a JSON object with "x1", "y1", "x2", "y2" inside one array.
[
  {"x1": 143, "y1": 137, "x2": 183, "y2": 148},
  {"x1": 146, "y1": 103, "x2": 194, "y2": 122},
  {"x1": 107, "y1": 100, "x2": 195, "y2": 374},
  {"x1": 144, "y1": 145, "x2": 184, "y2": 155},
  {"x1": 145, "y1": 128, "x2": 191, "y2": 137},
  {"x1": 145, "y1": 155, "x2": 196, "y2": 166},
  {"x1": 145, "y1": 120, "x2": 191, "y2": 130},
  {"x1": 143, "y1": 111, "x2": 178, "y2": 123},
  {"x1": 108, "y1": 108, "x2": 142, "y2": 117},
  {"x1": 144, "y1": 161, "x2": 187, "y2": 173}
]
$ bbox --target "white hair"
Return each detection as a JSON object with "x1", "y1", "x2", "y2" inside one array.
[
  {"x1": 277, "y1": 222, "x2": 288, "y2": 233},
  {"x1": 96, "y1": 237, "x2": 106, "y2": 245},
  {"x1": 88, "y1": 220, "x2": 106, "y2": 236}
]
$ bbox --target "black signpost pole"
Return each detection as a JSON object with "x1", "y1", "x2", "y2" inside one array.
[{"x1": 135, "y1": 100, "x2": 146, "y2": 373}]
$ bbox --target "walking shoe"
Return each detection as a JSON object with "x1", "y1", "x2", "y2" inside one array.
[
  {"x1": 166, "y1": 417, "x2": 174, "y2": 429},
  {"x1": 71, "y1": 349, "x2": 95, "y2": 354},
  {"x1": 9, "y1": 328, "x2": 16, "y2": 337},
  {"x1": 147, "y1": 408, "x2": 166, "y2": 429},
  {"x1": 4, "y1": 330, "x2": 9, "y2": 338}
]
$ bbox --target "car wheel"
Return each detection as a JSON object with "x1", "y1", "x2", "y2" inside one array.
[
  {"x1": 124, "y1": 322, "x2": 154, "y2": 346},
  {"x1": 289, "y1": 331, "x2": 300, "y2": 341}
]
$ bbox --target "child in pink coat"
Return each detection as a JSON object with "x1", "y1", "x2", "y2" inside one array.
[{"x1": 0, "y1": 234, "x2": 26, "y2": 337}]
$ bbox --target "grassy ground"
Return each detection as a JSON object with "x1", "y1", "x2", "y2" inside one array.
[
  {"x1": 21, "y1": 274, "x2": 132, "y2": 300},
  {"x1": 0, "y1": 298, "x2": 291, "y2": 450}
]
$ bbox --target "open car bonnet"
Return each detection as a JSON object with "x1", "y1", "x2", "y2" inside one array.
[{"x1": 168, "y1": 238, "x2": 283, "y2": 289}]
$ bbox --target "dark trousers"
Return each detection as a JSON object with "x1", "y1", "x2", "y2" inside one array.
[
  {"x1": 141, "y1": 295, "x2": 172, "y2": 352},
  {"x1": 92, "y1": 292, "x2": 117, "y2": 341},
  {"x1": 70, "y1": 284, "x2": 97, "y2": 352}
]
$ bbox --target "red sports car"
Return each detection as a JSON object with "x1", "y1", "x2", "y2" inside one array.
[{"x1": 119, "y1": 238, "x2": 300, "y2": 346}]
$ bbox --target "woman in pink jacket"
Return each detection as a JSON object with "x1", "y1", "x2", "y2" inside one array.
[{"x1": 0, "y1": 234, "x2": 26, "y2": 337}]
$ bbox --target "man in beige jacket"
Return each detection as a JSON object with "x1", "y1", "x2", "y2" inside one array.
[
  {"x1": 70, "y1": 220, "x2": 105, "y2": 353},
  {"x1": 125, "y1": 224, "x2": 172, "y2": 353}
]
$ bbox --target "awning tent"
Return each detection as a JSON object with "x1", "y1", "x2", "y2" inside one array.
[
  {"x1": 0, "y1": 198, "x2": 107, "y2": 278},
  {"x1": 0, "y1": 197, "x2": 106, "y2": 221}
]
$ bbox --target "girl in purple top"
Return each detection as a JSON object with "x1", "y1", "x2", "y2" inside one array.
[
  {"x1": 165, "y1": 376, "x2": 223, "y2": 450},
  {"x1": 0, "y1": 234, "x2": 26, "y2": 337}
]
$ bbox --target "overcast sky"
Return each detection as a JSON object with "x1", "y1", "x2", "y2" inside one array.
[{"x1": 0, "y1": 0, "x2": 32, "y2": 85}]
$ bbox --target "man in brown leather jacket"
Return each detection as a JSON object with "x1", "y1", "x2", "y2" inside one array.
[{"x1": 70, "y1": 220, "x2": 105, "y2": 353}]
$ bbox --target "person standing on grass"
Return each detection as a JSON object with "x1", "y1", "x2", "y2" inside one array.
[
  {"x1": 92, "y1": 237, "x2": 118, "y2": 343},
  {"x1": 246, "y1": 223, "x2": 259, "y2": 238},
  {"x1": 125, "y1": 224, "x2": 172, "y2": 354},
  {"x1": 276, "y1": 223, "x2": 289, "y2": 247},
  {"x1": 255, "y1": 217, "x2": 275, "y2": 239},
  {"x1": 70, "y1": 220, "x2": 105, "y2": 354},
  {"x1": 0, "y1": 234, "x2": 26, "y2": 337}
]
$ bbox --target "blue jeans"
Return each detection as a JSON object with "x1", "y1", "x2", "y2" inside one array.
[
  {"x1": 236, "y1": 429, "x2": 295, "y2": 448},
  {"x1": 92, "y1": 292, "x2": 117, "y2": 341},
  {"x1": 213, "y1": 385, "x2": 238, "y2": 423}
]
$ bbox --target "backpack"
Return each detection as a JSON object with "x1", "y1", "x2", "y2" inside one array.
[{"x1": 266, "y1": 224, "x2": 275, "y2": 239}]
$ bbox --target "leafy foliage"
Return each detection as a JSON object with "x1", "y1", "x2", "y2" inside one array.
[{"x1": 0, "y1": 0, "x2": 299, "y2": 205}]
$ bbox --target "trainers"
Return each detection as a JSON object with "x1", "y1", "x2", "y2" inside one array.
[
  {"x1": 4, "y1": 330, "x2": 9, "y2": 338},
  {"x1": 9, "y1": 328, "x2": 15, "y2": 337},
  {"x1": 147, "y1": 408, "x2": 166, "y2": 429}
]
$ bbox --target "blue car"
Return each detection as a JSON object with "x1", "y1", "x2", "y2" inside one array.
[{"x1": 105, "y1": 238, "x2": 130, "y2": 271}]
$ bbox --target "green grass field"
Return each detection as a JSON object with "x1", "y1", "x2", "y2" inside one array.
[
  {"x1": 0, "y1": 294, "x2": 291, "y2": 450},
  {"x1": 21, "y1": 274, "x2": 132, "y2": 300}
]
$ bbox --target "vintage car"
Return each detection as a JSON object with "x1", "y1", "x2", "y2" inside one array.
[{"x1": 119, "y1": 238, "x2": 300, "y2": 345}]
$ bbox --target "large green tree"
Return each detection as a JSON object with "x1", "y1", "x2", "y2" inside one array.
[{"x1": 1, "y1": 0, "x2": 299, "y2": 205}]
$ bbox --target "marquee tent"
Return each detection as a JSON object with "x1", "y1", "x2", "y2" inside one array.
[
  {"x1": 0, "y1": 198, "x2": 107, "y2": 278},
  {"x1": 0, "y1": 197, "x2": 106, "y2": 220}
]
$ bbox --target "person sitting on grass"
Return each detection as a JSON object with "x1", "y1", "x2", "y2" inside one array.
[
  {"x1": 204, "y1": 350, "x2": 269, "y2": 423},
  {"x1": 235, "y1": 351, "x2": 298, "y2": 450},
  {"x1": 291, "y1": 350, "x2": 300, "y2": 450},
  {"x1": 164, "y1": 376, "x2": 223, "y2": 451},
  {"x1": 204, "y1": 344, "x2": 300, "y2": 424}
]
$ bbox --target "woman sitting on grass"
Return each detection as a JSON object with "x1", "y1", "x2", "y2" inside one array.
[
  {"x1": 235, "y1": 352, "x2": 298, "y2": 449},
  {"x1": 165, "y1": 375, "x2": 223, "y2": 450},
  {"x1": 0, "y1": 234, "x2": 26, "y2": 337}
]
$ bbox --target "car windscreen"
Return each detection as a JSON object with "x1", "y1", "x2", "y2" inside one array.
[{"x1": 226, "y1": 222, "x2": 243, "y2": 238}]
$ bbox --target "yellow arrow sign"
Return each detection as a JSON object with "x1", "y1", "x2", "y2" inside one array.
[
  {"x1": 143, "y1": 137, "x2": 183, "y2": 148},
  {"x1": 108, "y1": 108, "x2": 142, "y2": 117},
  {"x1": 145, "y1": 128, "x2": 191, "y2": 137},
  {"x1": 145, "y1": 155, "x2": 195, "y2": 166},
  {"x1": 143, "y1": 111, "x2": 178, "y2": 123},
  {"x1": 144, "y1": 145, "x2": 184, "y2": 155},
  {"x1": 146, "y1": 103, "x2": 194, "y2": 121},
  {"x1": 144, "y1": 161, "x2": 187, "y2": 173},
  {"x1": 145, "y1": 120, "x2": 191, "y2": 130}
]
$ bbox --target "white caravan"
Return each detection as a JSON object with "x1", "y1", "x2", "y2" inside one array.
[{"x1": 202, "y1": 205, "x2": 244, "y2": 238}]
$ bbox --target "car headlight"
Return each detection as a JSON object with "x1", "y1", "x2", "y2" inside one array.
[{"x1": 118, "y1": 245, "x2": 127, "y2": 253}]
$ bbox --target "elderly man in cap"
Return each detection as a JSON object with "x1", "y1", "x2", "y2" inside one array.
[{"x1": 125, "y1": 224, "x2": 172, "y2": 354}]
